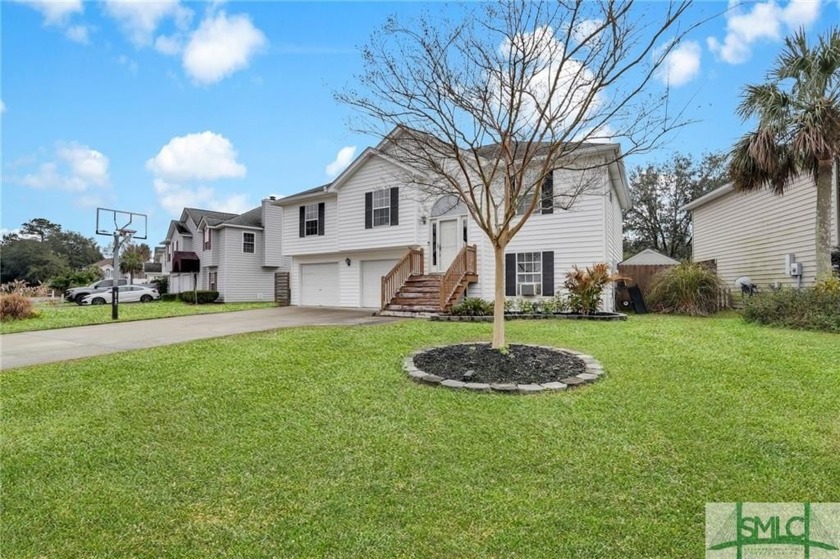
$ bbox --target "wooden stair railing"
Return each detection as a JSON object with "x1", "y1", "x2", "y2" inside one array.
[
  {"x1": 439, "y1": 244, "x2": 477, "y2": 311},
  {"x1": 381, "y1": 247, "x2": 424, "y2": 310}
]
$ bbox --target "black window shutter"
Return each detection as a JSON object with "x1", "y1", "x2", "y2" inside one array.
[
  {"x1": 299, "y1": 206, "x2": 305, "y2": 238},
  {"x1": 541, "y1": 171, "x2": 554, "y2": 214},
  {"x1": 365, "y1": 192, "x2": 373, "y2": 229},
  {"x1": 542, "y1": 251, "x2": 555, "y2": 296},
  {"x1": 317, "y1": 202, "x2": 325, "y2": 236},
  {"x1": 390, "y1": 187, "x2": 399, "y2": 226},
  {"x1": 505, "y1": 253, "x2": 517, "y2": 296}
]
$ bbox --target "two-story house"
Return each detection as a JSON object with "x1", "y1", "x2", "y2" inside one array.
[
  {"x1": 275, "y1": 134, "x2": 630, "y2": 312},
  {"x1": 161, "y1": 199, "x2": 288, "y2": 302}
]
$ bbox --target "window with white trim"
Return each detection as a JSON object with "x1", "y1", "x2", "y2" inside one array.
[
  {"x1": 243, "y1": 232, "x2": 255, "y2": 253},
  {"x1": 372, "y1": 189, "x2": 390, "y2": 227},
  {"x1": 209, "y1": 271, "x2": 217, "y2": 291},
  {"x1": 203, "y1": 227, "x2": 211, "y2": 250},
  {"x1": 304, "y1": 204, "x2": 319, "y2": 236},
  {"x1": 516, "y1": 252, "x2": 542, "y2": 295}
]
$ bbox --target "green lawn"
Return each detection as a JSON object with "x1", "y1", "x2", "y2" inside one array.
[
  {"x1": 2, "y1": 316, "x2": 838, "y2": 558},
  {"x1": 0, "y1": 300, "x2": 276, "y2": 334}
]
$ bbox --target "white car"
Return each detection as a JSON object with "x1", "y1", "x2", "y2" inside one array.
[{"x1": 81, "y1": 285, "x2": 161, "y2": 305}]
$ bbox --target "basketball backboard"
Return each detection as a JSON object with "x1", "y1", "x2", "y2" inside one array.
[{"x1": 96, "y1": 207, "x2": 148, "y2": 240}]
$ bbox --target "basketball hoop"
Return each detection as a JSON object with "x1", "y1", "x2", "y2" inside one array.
[{"x1": 95, "y1": 208, "x2": 148, "y2": 321}]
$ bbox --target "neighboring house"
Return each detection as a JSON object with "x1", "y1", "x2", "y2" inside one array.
[
  {"x1": 275, "y1": 131, "x2": 630, "y2": 312},
  {"x1": 683, "y1": 168, "x2": 840, "y2": 289},
  {"x1": 93, "y1": 258, "x2": 114, "y2": 279},
  {"x1": 160, "y1": 200, "x2": 288, "y2": 302},
  {"x1": 620, "y1": 249, "x2": 680, "y2": 266}
]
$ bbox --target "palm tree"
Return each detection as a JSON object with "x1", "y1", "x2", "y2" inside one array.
[
  {"x1": 729, "y1": 27, "x2": 840, "y2": 281},
  {"x1": 120, "y1": 246, "x2": 145, "y2": 284}
]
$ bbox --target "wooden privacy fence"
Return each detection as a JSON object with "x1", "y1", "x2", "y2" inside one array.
[{"x1": 617, "y1": 264, "x2": 675, "y2": 298}]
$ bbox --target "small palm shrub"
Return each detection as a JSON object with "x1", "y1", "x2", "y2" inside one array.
[
  {"x1": 743, "y1": 288, "x2": 840, "y2": 333},
  {"x1": 647, "y1": 262, "x2": 723, "y2": 316},
  {"x1": 450, "y1": 297, "x2": 493, "y2": 316},
  {"x1": 0, "y1": 293, "x2": 37, "y2": 321},
  {"x1": 178, "y1": 290, "x2": 220, "y2": 304},
  {"x1": 564, "y1": 263, "x2": 625, "y2": 315}
]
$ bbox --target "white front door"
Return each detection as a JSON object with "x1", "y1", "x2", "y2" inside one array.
[{"x1": 436, "y1": 218, "x2": 461, "y2": 271}]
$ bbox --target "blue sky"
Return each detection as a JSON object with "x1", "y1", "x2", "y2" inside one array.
[{"x1": 2, "y1": 0, "x2": 837, "y2": 247}]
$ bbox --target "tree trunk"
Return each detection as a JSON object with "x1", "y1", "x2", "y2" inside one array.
[
  {"x1": 815, "y1": 161, "x2": 833, "y2": 281},
  {"x1": 492, "y1": 243, "x2": 507, "y2": 349}
]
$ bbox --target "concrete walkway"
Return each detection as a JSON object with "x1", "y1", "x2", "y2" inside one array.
[{"x1": 0, "y1": 307, "x2": 399, "y2": 370}]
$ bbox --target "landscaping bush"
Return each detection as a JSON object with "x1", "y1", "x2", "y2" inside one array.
[
  {"x1": 542, "y1": 294, "x2": 568, "y2": 313},
  {"x1": 178, "y1": 290, "x2": 220, "y2": 304},
  {"x1": 519, "y1": 298, "x2": 541, "y2": 314},
  {"x1": 161, "y1": 293, "x2": 178, "y2": 302},
  {"x1": 152, "y1": 275, "x2": 169, "y2": 294},
  {"x1": 815, "y1": 277, "x2": 840, "y2": 295},
  {"x1": 48, "y1": 266, "x2": 102, "y2": 293},
  {"x1": 647, "y1": 262, "x2": 723, "y2": 316},
  {"x1": 450, "y1": 297, "x2": 493, "y2": 316},
  {"x1": 564, "y1": 263, "x2": 624, "y2": 315},
  {"x1": 1, "y1": 279, "x2": 50, "y2": 297},
  {"x1": 0, "y1": 293, "x2": 37, "y2": 321},
  {"x1": 743, "y1": 287, "x2": 840, "y2": 332}
]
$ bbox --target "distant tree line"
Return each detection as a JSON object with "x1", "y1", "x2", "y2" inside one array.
[{"x1": 1, "y1": 218, "x2": 103, "y2": 285}]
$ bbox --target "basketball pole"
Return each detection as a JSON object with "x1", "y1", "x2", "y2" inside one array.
[{"x1": 111, "y1": 230, "x2": 133, "y2": 320}]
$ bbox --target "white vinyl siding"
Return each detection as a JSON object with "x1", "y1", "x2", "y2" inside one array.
[
  {"x1": 262, "y1": 201, "x2": 284, "y2": 267},
  {"x1": 692, "y1": 173, "x2": 838, "y2": 289},
  {"x1": 217, "y1": 228, "x2": 276, "y2": 302},
  {"x1": 282, "y1": 197, "x2": 338, "y2": 255},
  {"x1": 335, "y1": 156, "x2": 419, "y2": 252}
]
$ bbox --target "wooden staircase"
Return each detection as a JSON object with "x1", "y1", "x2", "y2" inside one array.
[{"x1": 381, "y1": 245, "x2": 477, "y2": 315}]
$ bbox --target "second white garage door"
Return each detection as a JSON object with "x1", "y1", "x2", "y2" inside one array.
[
  {"x1": 300, "y1": 263, "x2": 339, "y2": 306},
  {"x1": 361, "y1": 260, "x2": 398, "y2": 308}
]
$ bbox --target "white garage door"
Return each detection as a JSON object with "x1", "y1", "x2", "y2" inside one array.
[
  {"x1": 300, "y1": 263, "x2": 339, "y2": 306},
  {"x1": 361, "y1": 259, "x2": 398, "y2": 308}
]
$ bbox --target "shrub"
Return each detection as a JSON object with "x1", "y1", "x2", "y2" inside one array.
[
  {"x1": 814, "y1": 277, "x2": 840, "y2": 295},
  {"x1": 743, "y1": 288, "x2": 840, "y2": 333},
  {"x1": 647, "y1": 262, "x2": 723, "y2": 316},
  {"x1": 564, "y1": 263, "x2": 625, "y2": 315},
  {"x1": 152, "y1": 275, "x2": 169, "y2": 294},
  {"x1": 0, "y1": 293, "x2": 37, "y2": 321},
  {"x1": 519, "y1": 299, "x2": 541, "y2": 314},
  {"x1": 450, "y1": 297, "x2": 493, "y2": 316},
  {"x1": 48, "y1": 266, "x2": 102, "y2": 293},
  {"x1": 161, "y1": 293, "x2": 178, "y2": 302},
  {"x1": 1, "y1": 279, "x2": 50, "y2": 297},
  {"x1": 503, "y1": 298, "x2": 516, "y2": 313},
  {"x1": 178, "y1": 290, "x2": 220, "y2": 304},
  {"x1": 542, "y1": 294, "x2": 568, "y2": 313}
]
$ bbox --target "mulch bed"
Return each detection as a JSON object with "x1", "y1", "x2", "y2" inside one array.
[{"x1": 413, "y1": 343, "x2": 586, "y2": 385}]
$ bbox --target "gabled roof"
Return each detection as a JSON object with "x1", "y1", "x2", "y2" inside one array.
[
  {"x1": 681, "y1": 183, "x2": 736, "y2": 211},
  {"x1": 93, "y1": 258, "x2": 113, "y2": 268},
  {"x1": 183, "y1": 207, "x2": 238, "y2": 225},
  {"x1": 222, "y1": 206, "x2": 262, "y2": 228},
  {"x1": 621, "y1": 248, "x2": 680, "y2": 266},
  {"x1": 274, "y1": 183, "x2": 334, "y2": 206}
]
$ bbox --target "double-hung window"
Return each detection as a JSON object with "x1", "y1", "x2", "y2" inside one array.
[
  {"x1": 305, "y1": 204, "x2": 319, "y2": 236},
  {"x1": 243, "y1": 232, "x2": 255, "y2": 253},
  {"x1": 516, "y1": 252, "x2": 542, "y2": 295},
  {"x1": 372, "y1": 189, "x2": 390, "y2": 227},
  {"x1": 203, "y1": 228, "x2": 211, "y2": 250}
]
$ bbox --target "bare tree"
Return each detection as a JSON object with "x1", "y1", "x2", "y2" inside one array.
[{"x1": 339, "y1": 0, "x2": 696, "y2": 348}]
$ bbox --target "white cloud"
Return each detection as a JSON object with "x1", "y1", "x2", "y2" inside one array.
[
  {"x1": 0, "y1": 100, "x2": 6, "y2": 114},
  {"x1": 103, "y1": 0, "x2": 192, "y2": 47},
  {"x1": 492, "y1": 25, "x2": 601, "y2": 131},
  {"x1": 13, "y1": 0, "x2": 82, "y2": 25},
  {"x1": 570, "y1": 19, "x2": 603, "y2": 45},
  {"x1": 154, "y1": 34, "x2": 183, "y2": 55},
  {"x1": 20, "y1": 142, "x2": 110, "y2": 192},
  {"x1": 147, "y1": 132, "x2": 250, "y2": 216},
  {"x1": 153, "y1": 179, "x2": 251, "y2": 216},
  {"x1": 117, "y1": 55, "x2": 139, "y2": 74},
  {"x1": 182, "y1": 11, "x2": 267, "y2": 85},
  {"x1": 325, "y1": 146, "x2": 357, "y2": 177},
  {"x1": 656, "y1": 41, "x2": 701, "y2": 87},
  {"x1": 65, "y1": 24, "x2": 90, "y2": 44},
  {"x1": 708, "y1": 0, "x2": 821, "y2": 64},
  {"x1": 146, "y1": 131, "x2": 246, "y2": 182}
]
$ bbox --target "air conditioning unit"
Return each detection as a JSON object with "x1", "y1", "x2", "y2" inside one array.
[{"x1": 520, "y1": 284, "x2": 536, "y2": 296}]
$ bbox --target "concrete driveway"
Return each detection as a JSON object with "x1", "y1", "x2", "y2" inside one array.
[{"x1": 0, "y1": 307, "x2": 399, "y2": 370}]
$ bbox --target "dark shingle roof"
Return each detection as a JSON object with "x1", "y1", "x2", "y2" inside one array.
[
  {"x1": 276, "y1": 183, "x2": 333, "y2": 203},
  {"x1": 184, "y1": 208, "x2": 238, "y2": 225},
  {"x1": 170, "y1": 220, "x2": 190, "y2": 235},
  {"x1": 222, "y1": 206, "x2": 262, "y2": 228},
  {"x1": 473, "y1": 141, "x2": 607, "y2": 159}
]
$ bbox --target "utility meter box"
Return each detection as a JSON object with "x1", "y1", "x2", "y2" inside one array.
[{"x1": 789, "y1": 262, "x2": 803, "y2": 276}]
